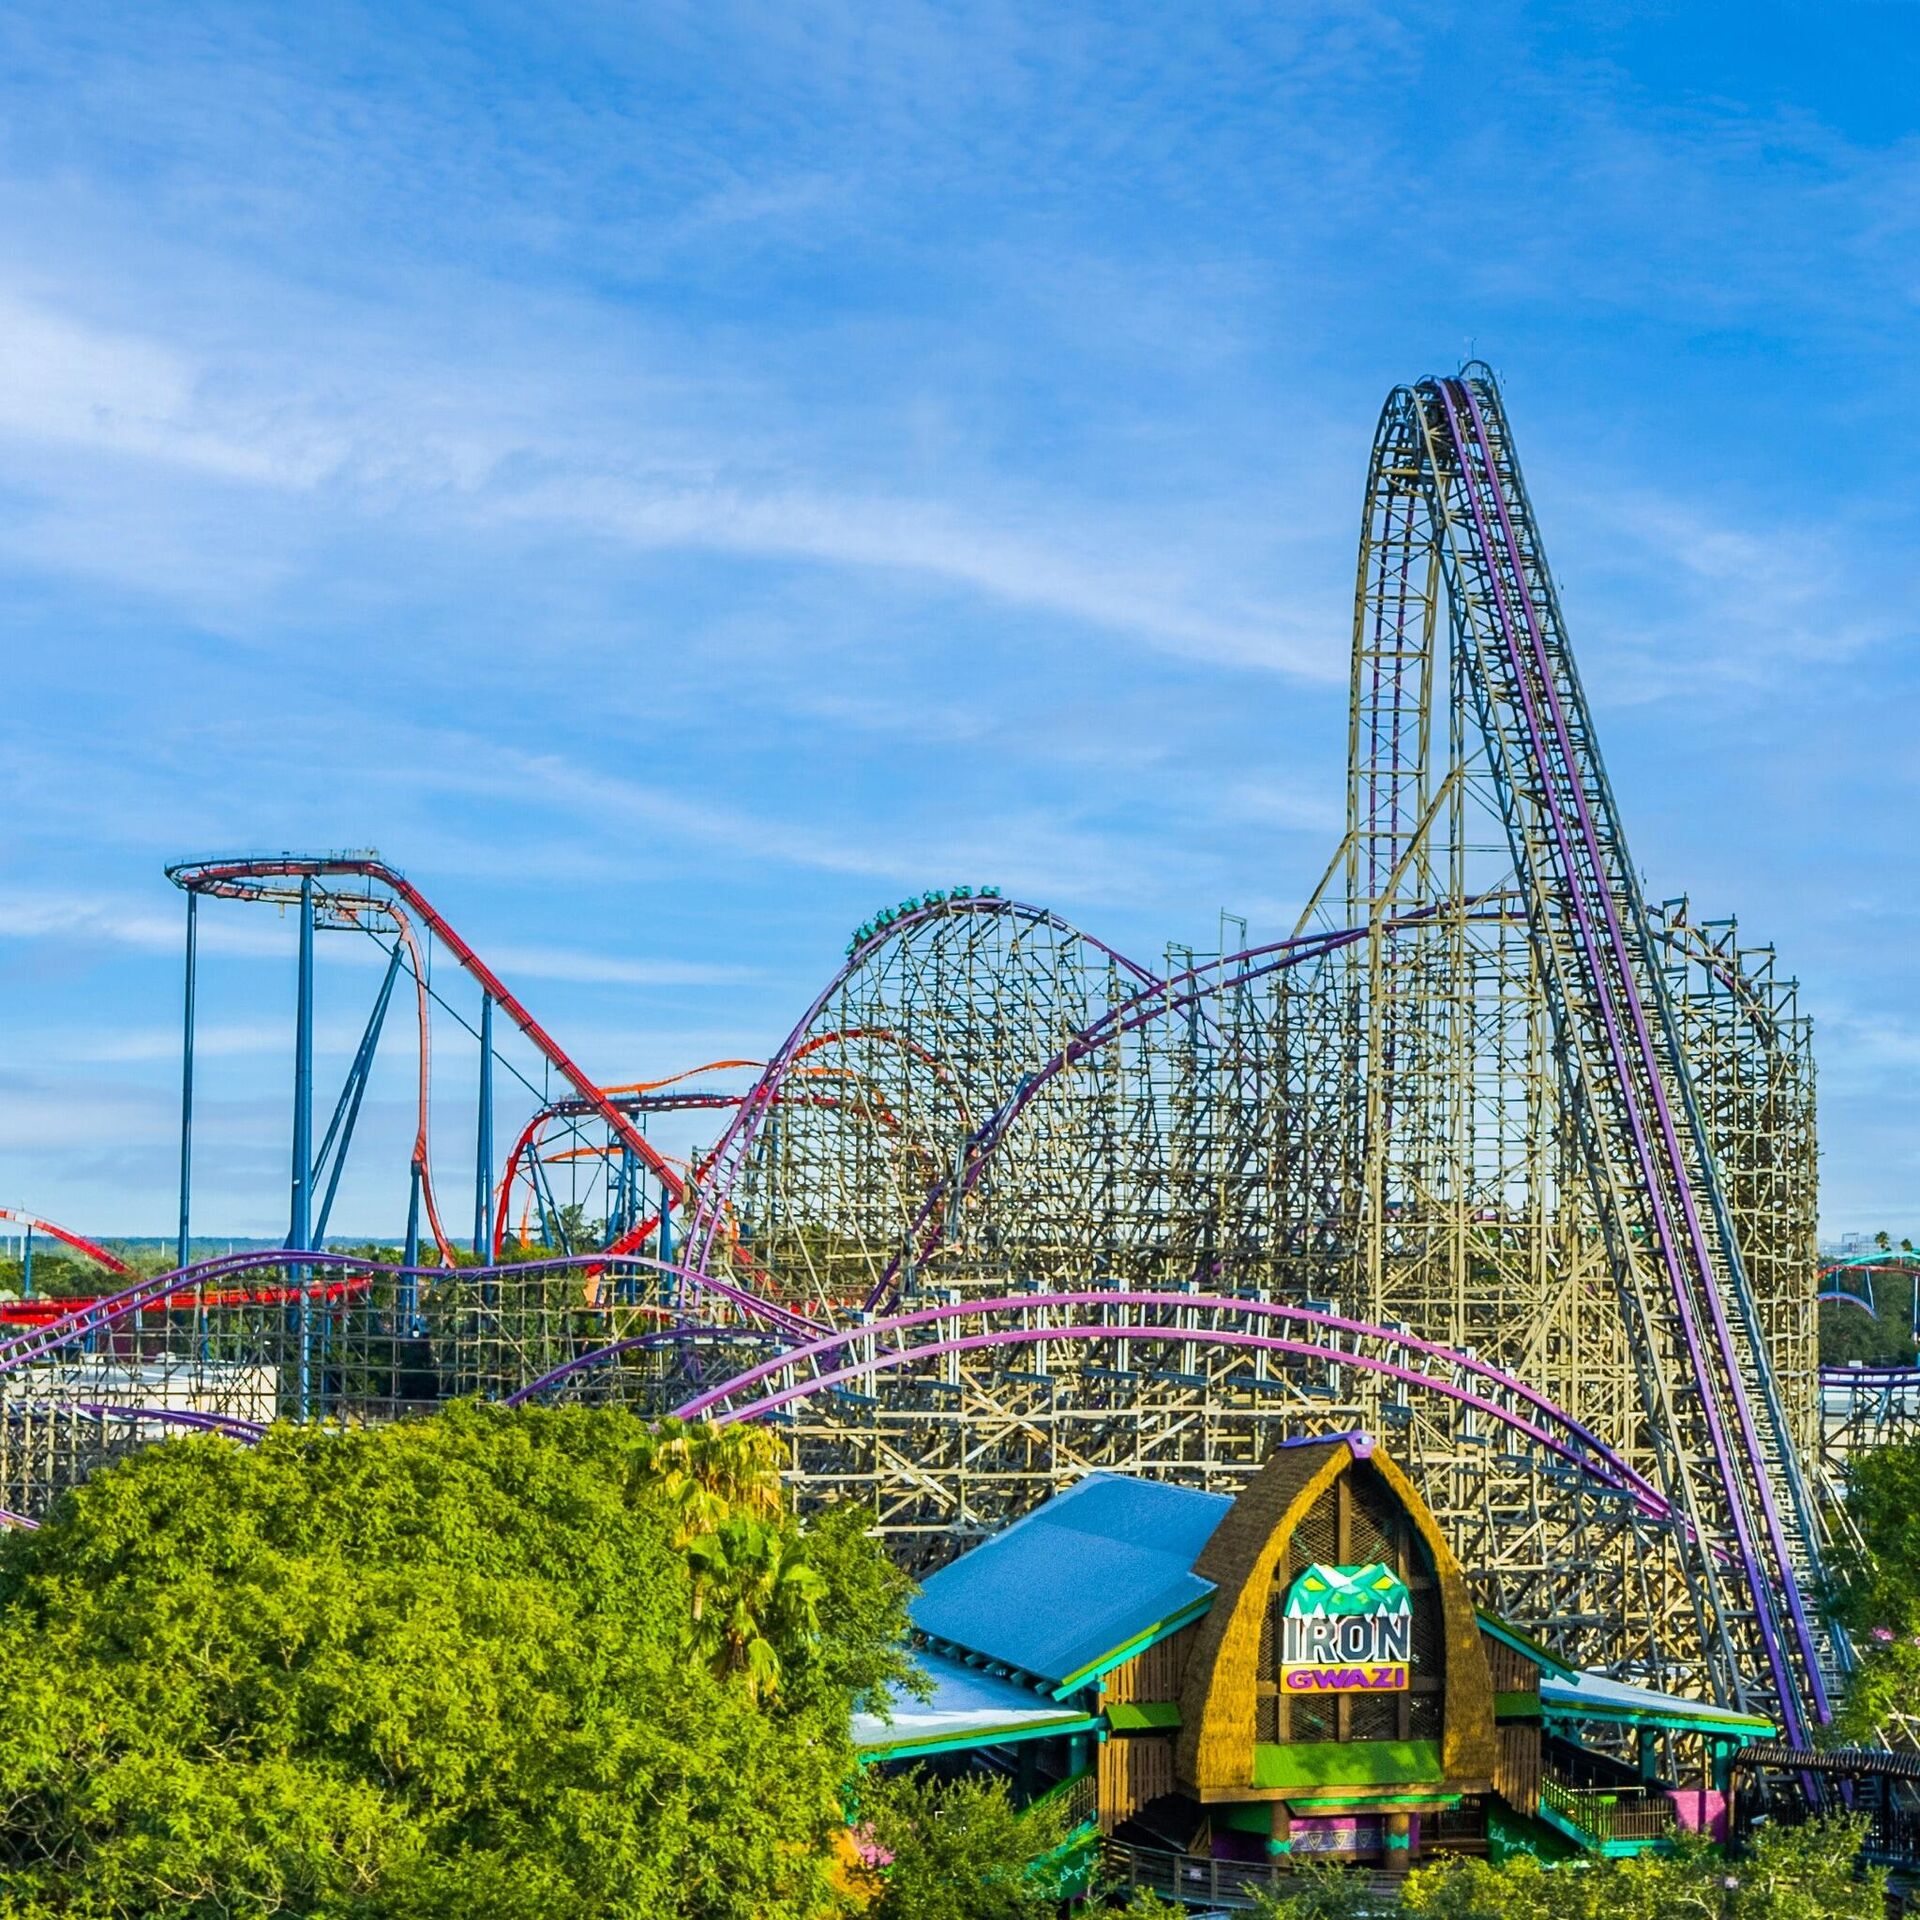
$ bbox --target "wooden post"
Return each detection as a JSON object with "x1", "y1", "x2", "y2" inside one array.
[
  {"x1": 1267, "y1": 1800, "x2": 1291, "y2": 1861},
  {"x1": 1384, "y1": 1810, "x2": 1413, "y2": 1871}
]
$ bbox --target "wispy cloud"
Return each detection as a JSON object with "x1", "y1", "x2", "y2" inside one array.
[
  {"x1": 492, "y1": 473, "x2": 1330, "y2": 676},
  {"x1": 35, "y1": 1019, "x2": 357, "y2": 1065},
  {"x1": 0, "y1": 892, "x2": 282, "y2": 957},
  {"x1": 1565, "y1": 483, "x2": 1912, "y2": 701},
  {"x1": 0, "y1": 286, "x2": 1330, "y2": 677}
]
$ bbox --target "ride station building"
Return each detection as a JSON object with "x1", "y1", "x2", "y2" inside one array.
[{"x1": 854, "y1": 1435, "x2": 1772, "y2": 1900}]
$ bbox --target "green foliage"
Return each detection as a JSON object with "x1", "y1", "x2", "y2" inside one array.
[
  {"x1": 637, "y1": 1416, "x2": 788, "y2": 1539},
  {"x1": 1107, "y1": 1893, "x2": 1183, "y2": 1920},
  {"x1": 801, "y1": 1501, "x2": 928, "y2": 1716},
  {"x1": 687, "y1": 1515, "x2": 830, "y2": 1703},
  {"x1": 0, "y1": 1402, "x2": 913, "y2": 1919},
  {"x1": 1096, "y1": 1822, "x2": 1878, "y2": 1920},
  {"x1": 1817, "y1": 1297, "x2": 1916, "y2": 1368},
  {"x1": 0, "y1": 1243, "x2": 168, "y2": 1302},
  {"x1": 1397, "y1": 1819, "x2": 1876, "y2": 1920},
  {"x1": 1832, "y1": 1440, "x2": 1920, "y2": 1739},
  {"x1": 862, "y1": 1771, "x2": 1071, "y2": 1920},
  {"x1": 1247, "y1": 1859, "x2": 1386, "y2": 1917}
]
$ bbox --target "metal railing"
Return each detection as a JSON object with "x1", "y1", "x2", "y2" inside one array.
[
  {"x1": 1028, "y1": 1767, "x2": 1098, "y2": 1831},
  {"x1": 1539, "y1": 1773, "x2": 1676, "y2": 1844}
]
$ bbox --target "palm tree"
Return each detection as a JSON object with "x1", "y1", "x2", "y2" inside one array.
[
  {"x1": 632, "y1": 1417, "x2": 785, "y2": 1543},
  {"x1": 685, "y1": 1516, "x2": 828, "y2": 1705}
]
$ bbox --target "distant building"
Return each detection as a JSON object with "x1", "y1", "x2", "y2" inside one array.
[{"x1": 854, "y1": 1434, "x2": 1772, "y2": 1900}]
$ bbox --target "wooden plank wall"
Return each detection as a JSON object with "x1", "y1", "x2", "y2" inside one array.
[
  {"x1": 1493, "y1": 1723, "x2": 1541, "y2": 1811},
  {"x1": 1104, "y1": 1625, "x2": 1194, "y2": 1705},
  {"x1": 1484, "y1": 1635, "x2": 1543, "y2": 1694},
  {"x1": 1099, "y1": 1735, "x2": 1176, "y2": 1831}
]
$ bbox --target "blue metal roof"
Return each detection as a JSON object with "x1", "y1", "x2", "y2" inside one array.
[{"x1": 911, "y1": 1472, "x2": 1233, "y2": 1689}]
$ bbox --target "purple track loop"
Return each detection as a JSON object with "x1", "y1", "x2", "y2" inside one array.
[
  {"x1": 685, "y1": 899, "x2": 1160, "y2": 1283},
  {"x1": 502, "y1": 1326, "x2": 784, "y2": 1408},
  {"x1": 857, "y1": 903, "x2": 1492, "y2": 1316},
  {"x1": 66, "y1": 1404, "x2": 269, "y2": 1439},
  {"x1": 1438, "y1": 378, "x2": 1818, "y2": 1736},
  {"x1": 635, "y1": 1289, "x2": 1665, "y2": 1514},
  {"x1": 679, "y1": 1321, "x2": 1666, "y2": 1518}
]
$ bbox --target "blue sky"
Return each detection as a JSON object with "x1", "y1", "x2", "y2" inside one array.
[{"x1": 0, "y1": 1, "x2": 1915, "y2": 1239}]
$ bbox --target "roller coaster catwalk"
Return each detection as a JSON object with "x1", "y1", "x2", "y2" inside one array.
[{"x1": 4, "y1": 366, "x2": 1906, "y2": 1772}]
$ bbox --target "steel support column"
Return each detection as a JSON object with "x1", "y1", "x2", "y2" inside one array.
[
  {"x1": 291, "y1": 875, "x2": 315, "y2": 1422},
  {"x1": 474, "y1": 993, "x2": 493, "y2": 1258},
  {"x1": 402, "y1": 1161, "x2": 422, "y2": 1317},
  {"x1": 176, "y1": 890, "x2": 197, "y2": 1272},
  {"x1": 290, "y1": 876, "x2": 315, "y2": 1253}
]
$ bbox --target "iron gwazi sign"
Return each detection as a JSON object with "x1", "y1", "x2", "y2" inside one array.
[{"x1": 1281, "y1": 1563, "x2": 1411, "y2": 1694}]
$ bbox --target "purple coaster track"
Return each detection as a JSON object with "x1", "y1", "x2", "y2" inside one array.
[
  {"x1": 848, "y1": 899, "x2": 1482, "y2": 1316},
  {"x1": 503, "y1": 1288, "x2": 1673, "y2": 1522},
  {"x1": 0, "y1": 1248, "x2": 814, "y2": 1389},
  {"x1": 1419, "y1": 371, "x2": 1827, "y2": 1740}
]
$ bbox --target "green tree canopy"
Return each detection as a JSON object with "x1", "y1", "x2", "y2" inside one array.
[
  {"x1": 0, "y1": 1402, "x2": 912, "y2": 1920},
  {"x1": 1832, "y1": 1439, "x2": 1920, "y2": 1740},
  {"x1": 860, "y1": 1772, "x2": 1071, "y2": 1920},
  {"x1": 1392, "y1": 1819, "x2": 1876, "y2": 1919},
  {"x1": 1817, "y1": 1296, "x2": 1917, "y2": 1368}
]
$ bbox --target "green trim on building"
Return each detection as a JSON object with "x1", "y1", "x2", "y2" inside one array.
[
  {"x1": 1475, "y1": 1609, "x2": 1577, "y2": 1680},
  {"x1": 1106, "y1": 1701, "x2": 1182, "y2": 1731},
  {"x1": 1533, "y1": 1791, "x2": 1676, "y2": 1859},
  {"x1": 856, "y1": 1713, "x2": 1101, "y2": 1762},
  {"x1": 1290, "y1": 1791, "x2": 1461, "y2": 1812},
  {"x1": 1024, "y1": 1764, "x2": 1096, "y2": 1817},
  {"x1": 1219, "y1": 1802, "x2": 1277, "y2": 1835},
  {"x1": 1250, "y1": 1738, "x2": 1443, "y2": 1790},
  {"x1": 1541, "y1": 1700, "x2": 1772, "y2": 1739},
  {"x1": 1487, "y1": 1801, "x2": 1580, "y2": 1866},
  {"x1": 1051, "y1": 1596, "x2": 1215, "y2": 1698},
  {"x1": 1494, "y1": 1689, "x2": 1543, "y2": 1719}
]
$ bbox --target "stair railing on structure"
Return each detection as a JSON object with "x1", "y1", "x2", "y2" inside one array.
[{"x1": 1539, "y1": 1771, "x2": 1677, "y2": 1844}]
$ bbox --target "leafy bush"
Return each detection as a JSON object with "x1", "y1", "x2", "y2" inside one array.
[
  {"x1": 1397, "y1": 1819, "x2": 1876, "y2": 1920},
  {"x1": 861, "y1": 1771, "x2": 1072, "y2": 1920},
  {"x1": 0, "y1": 1402, "x2": 912, "y2": 1919},
  {"x1": 1832, "y1": 1440, "x2": 1920, "y2": 1740}
]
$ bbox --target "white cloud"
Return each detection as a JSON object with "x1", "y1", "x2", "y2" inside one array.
[
  {"x1": 0, "y1": 295, "x2": 274, "y2": 483},
  {"x1": 0, "y1": 284, "x2": 1335, "y2": 680},
  {"x1": 32, "y1": 1019, "x2": 372, "y2": 1065},
  {"x1": 492, "y1": 473, "x2": 1333, "y2": 678},
  {"x1": 1226, "y1": 777, "x2": 1344, "y2": 835},
  {"x1": 0, "y1": 892, "x2": 282, "y2": 956},
  {"x1": 1580, "y1": 484, "x2": 1902, "y2": 690}
]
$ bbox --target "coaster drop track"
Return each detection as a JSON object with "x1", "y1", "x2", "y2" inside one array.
[{"x1": 1347, "y1": 369, "x2": 1832, "y2": 1740}]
